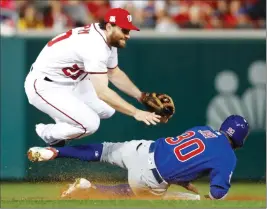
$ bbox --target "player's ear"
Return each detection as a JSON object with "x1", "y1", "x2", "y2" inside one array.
[{"x1": 106, "y1": 23, "x2": 113, "y2": 33}]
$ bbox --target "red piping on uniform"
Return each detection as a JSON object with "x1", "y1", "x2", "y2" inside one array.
[
  {"x1": 93, "y1": 23, "x2": 111, "y2": 50},
  {"x1": 33, "y1": 79, "x2": 87, "y2": 140},
  {"x1": 108, "y1": 65, "x2": 118, "y2": 70},
  {"x1": 89, "y1": 72, "x2": 107, "y2": 74}
]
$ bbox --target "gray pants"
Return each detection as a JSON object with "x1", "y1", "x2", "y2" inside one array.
[{"x1": 100, "y1": 140, "x2": 169, "y2": 197}]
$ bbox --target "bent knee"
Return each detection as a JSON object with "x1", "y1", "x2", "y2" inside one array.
[
  {"x1": 84, "y1": 115, "x2": 100, "y2": 134},
  {"x1": 75, "y1": 114, "x2": 100, "y2": 137},
  {"x1": 99, "y1": 107, "x2": 115, "y2": 119}
]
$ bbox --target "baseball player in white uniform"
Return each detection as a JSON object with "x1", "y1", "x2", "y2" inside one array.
[{"x1": 24, "y1": 8, "x2": 161, "y2": 146}]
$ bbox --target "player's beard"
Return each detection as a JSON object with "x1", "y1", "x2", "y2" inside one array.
[
  {"x1": 108, "y1": 29, "x2": 128, "y2": 48},
  {"x1": 110, "y1": 39, "x2": 126, "y2": 48}
]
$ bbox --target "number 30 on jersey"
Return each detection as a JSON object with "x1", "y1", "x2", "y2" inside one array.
[{"x1": 165, "y1": 131, "x2": 205, "y2": 162}]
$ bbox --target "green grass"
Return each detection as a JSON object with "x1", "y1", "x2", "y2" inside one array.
[
  {"x1": 1, "y1": 182, "x2": 266, "y2": 208},
  {"x1": 1, "y1": 199, "x2": 265, "y2": 208}
]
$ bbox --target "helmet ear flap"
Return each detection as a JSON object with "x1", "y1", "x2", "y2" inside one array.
[
  {"x1": 219, "y1": 130, "x2": 237, "y2": 149},
  {"x1": 229, "y1": 137, "x2": 239, "y2": 149}
]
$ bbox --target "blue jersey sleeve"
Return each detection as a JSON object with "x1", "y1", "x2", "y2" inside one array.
[{"x1": 209, "y1": 169, "x2": 234, "y2": 199}]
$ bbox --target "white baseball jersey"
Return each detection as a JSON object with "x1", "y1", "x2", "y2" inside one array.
[{"x1": 32, "y1": 23, "x2": 118, "y2": 83}]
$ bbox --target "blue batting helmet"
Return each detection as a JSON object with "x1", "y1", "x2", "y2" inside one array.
[{"x1": 220, "y1": 115, "x2": 249, "y2": 148}]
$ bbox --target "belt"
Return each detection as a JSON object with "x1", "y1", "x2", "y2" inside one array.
[
  {"x1": 149, "y1": 142, "x2": 165, "y2": 184},
  {"x1": 30, "y1": 66, "x2": 54, "y2": 82},
  {"x1": 44, "y1": 77, "x2": 53, "y2": 82}
]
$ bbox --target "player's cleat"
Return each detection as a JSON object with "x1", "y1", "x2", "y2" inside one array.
[
  {"x1": 61, "y1": 178, "x2": 93, "y2": 197},
  {"x1": 27, "y1": 147, "x2": 58, "y2": 162}
]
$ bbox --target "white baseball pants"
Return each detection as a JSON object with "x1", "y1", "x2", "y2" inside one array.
[{"x1": 24, "y1": 70, "x2": 115, "y2": 144}]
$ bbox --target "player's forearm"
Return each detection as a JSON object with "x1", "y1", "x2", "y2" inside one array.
[
  {"x1": 98, "y1": 87, "x2": 137, "y2": 116},
  {"x1": 108, "y1": 68, "x2": 142, "y2": 101},
  {"x1": 177, "y1": 182, "x2": 199, "y2": 194}
]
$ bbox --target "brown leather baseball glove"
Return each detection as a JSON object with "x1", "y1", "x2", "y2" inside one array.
[{"x1": 140, "y1": 92, "x2": 175, "y2": 123}]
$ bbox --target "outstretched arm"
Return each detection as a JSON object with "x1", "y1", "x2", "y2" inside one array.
[
  {"x1": 107, "y1": 67, "x2": 143, "y2": 101},
  {"x1": 90, "y1": 73, "x2": 160, "y2": 125}
]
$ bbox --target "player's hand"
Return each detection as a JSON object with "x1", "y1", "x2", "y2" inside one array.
[
  {"x1": 179, "y1": 182, "x2": 199, "y2": 194},
  {"x1": 134, "y1": 110, "x2": 161, "y2": 125},
  {"x1": 204, "y1": 194, "x2": 211, "y2": 200},
  {"x1": 184, "y1": 183, "x2": 199, "y2": 194}
]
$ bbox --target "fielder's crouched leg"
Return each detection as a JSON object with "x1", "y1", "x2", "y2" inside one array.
[{"x1": 36, "y1": 113, "x2": 100, "y2": 145}]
